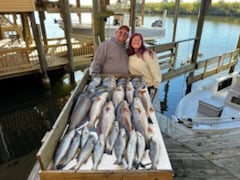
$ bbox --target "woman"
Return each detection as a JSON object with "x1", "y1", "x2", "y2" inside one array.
[{"x1": 127, "y1": 33, "x2": 162, "y2": 96}]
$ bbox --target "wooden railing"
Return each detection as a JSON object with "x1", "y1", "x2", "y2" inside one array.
[
  {"x1": 0, "y1": 41, "x2": 94, "y2": 79},
  {"x1": 0, "y1": 37, "x2": 239, "y2": 83},
  {"x1": 147, "y1": 38, "x2": 240, "y2": 83}
]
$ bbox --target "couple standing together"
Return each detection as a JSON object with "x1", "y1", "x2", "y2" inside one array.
[{"x1": 90, "y1": 25, "x2": 162, "y2": 94}]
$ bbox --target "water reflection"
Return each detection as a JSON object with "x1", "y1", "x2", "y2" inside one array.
[
  {"x1": 160, "y1": 80, "x2": 170, "y2": 113},
  {"x1": 0, "y1": 70, "x2": 84, "y2": 164}
]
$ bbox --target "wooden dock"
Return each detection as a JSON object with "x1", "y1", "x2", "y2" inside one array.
[
  {"x1": 0, "y1": 38, "x2": 94, "y2": 80},
  {"x1": 152, "y1": 93, "x2": 240, "y2": 180}
]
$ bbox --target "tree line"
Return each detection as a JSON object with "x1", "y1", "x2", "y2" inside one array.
[{"x1": 144, "y1": 2, "x2": 240, "y2": 17}]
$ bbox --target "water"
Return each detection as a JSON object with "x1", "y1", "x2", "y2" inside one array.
[{"x1": 0, "y1": 14, "x2": 239, "y2": 179}]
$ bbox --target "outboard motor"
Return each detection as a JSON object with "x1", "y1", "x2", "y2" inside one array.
[{"x1": 151, "y1": 20, "x2": 163, "y2": 27}]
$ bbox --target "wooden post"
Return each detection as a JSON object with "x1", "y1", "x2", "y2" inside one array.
[
  {"x1": 229, "y1": 34, "x2": 240, "y2": 73},
  {"x1": 236, "y1": 34, "x2": 240, "y2": 49},
  {"x1": 76, "y1": 0, "x2": 82, "y2": 24},
  {"x1": 61, "y1": 0, "x2": 75, "y2": 82},
  {"x1": 130, "y1": 0, "x2": 136, "y2": 35},
  {"x1": 0, "y1": 20, "x2": 3, "y2": 39},
  {"x1": 38, "y1": 9, "x2": 48, "y2": 46},
  {"x1": 172, "y1": 0, "x2": 180, "y2": 42},
  {"x1": 140, "y1": 0, "x2": 145, "y2": 26},
  {"x1": 92, "y1": 0, "x2": 107, "y2": 49},
  {"x1": 186, "y1": 0, "x2": 211, "y2": 94},
  {"x1": 29, "y1": 12, "x2": 50, "y2": 88},
  {"x1": 21, "y1": 13, "x2": 32, "y2": 47}
]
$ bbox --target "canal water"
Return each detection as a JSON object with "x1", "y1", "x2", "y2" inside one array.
[{"x1": 0, "y1": 14, "x2": 239, "y2": 179}]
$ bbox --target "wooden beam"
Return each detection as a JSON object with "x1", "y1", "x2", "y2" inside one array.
[
  {"x1": 186, "y1": 0, "x2": 212, "y2": 94},
  {"x1": 130, "y1": 0, "x2": 136, "y2": 35},
  {"x1": 61, "y1": 0, "x2": 74, "y2": 80},
  {"x1": 29, "y1": 12, "x2": 50, "y2": 87}
]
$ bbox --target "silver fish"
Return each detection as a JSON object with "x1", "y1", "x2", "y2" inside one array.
[
  {"x1": 53, "y1": 130, "x2": 75, "y2": 169},
  {"x1": 88, "y1": 92, "x2": 109, "y2": 128},
  {"x1": 116, "y1": 100, "x2": 134, "y2": 134},
  {"x1": 62, "y1": 158, "x2": 77, "y2": 170},
  {"x1": 93, "y1": 85, "x2": 112, "y2": 100},
  {"x1": 136, "y1": 131, "x2": 146, "y2": 166},
  {"x1": 92, "y1": 133, "x2": 105, "y2": 170},
  {"x1": 137, "y1": 86, "x2": 154, "y2": 116},
  {"x1": 102, "y1": 75, "x2": 116, "y2": 90},
  {"x1": 131, "y1": 76, "x2": 144, "y2": 89},
  {"x1": 126, "y1": 130, "x2": 137, "y2": 169},
  {"x1": 131, "y1": 97, "x2": 150, "y2": 142},
  {"x1": 126, "y1": 80, "x2": 134, "y2": 105},
  {"x1": 98, "y1": 101, "x2": 115, "y2": 138},
  {"x1": 105, "y1": 121, "x2": 120, "y2": 154},
  {"x1": 80, "y1": 126, "x2": 90, "y2": 148},
  {"x1": 61, "y1": 131, "x2": 81, "y2": 167},
  {"x1": 75, "y1": 134, "x2": 96, "y2": 171},
  {"x1": 68, "y1": 91, "x2": 92, "y2": 130},
  {"x1": 117, "y1": 77, "x2": 128, "y2": 89},
  {"x1": 149, "y1": 135, "x2": 161, "y2": 170},
  {"x1": 87, "y1": 75, "x2": 102, "y2": 93},
  {"x1": 112, "y1": 85, "x2": 125, "y2": 108},
  {"x1": 114, "y1": 128, "x2": 128, "y2": 165}
]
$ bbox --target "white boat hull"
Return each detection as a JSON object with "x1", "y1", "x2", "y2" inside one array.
[
  {"x1": 175, "y1": 71, "x2": 240, "y2": 132},
  {"x1": 64, "y1": 23, "x2": 165, "y2": 41}
]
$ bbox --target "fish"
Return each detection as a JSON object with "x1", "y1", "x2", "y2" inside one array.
[
  {"x1": 126, "y1": 80, "x2": 134, "y2": 105},
  {"x1": 87, "y1": 75, "x2": 102, "y2": 93},
  {"x1": 136, "y1": 131, "x2": 146, "y2": 167},
  {"x1": 92, "y1": 133, "x2": 105, "y2": 170},
  {"x1": 74, "y1": 134, "x2": 96, "y2": 171},
  {"x1": 93, "y1": 85, "x2": 112, "y2": 100},
  {"x1": 97, "y1": 101, "x2": 115, "y2": 138},
  {"x1": 114, "y1": 128, "x2": 128, "y2": 165},
  {"x1": 105, "y1": 121, "x2": 120, "y2": 154},
  {"x1": 136, "y1": 86, "x2": 154, "y2": 116},
  {"x1": 80, "y1": 126, "x2": 90, "y2": 148},
  {"x1": 131, "y1": 76, "x2": 144, "y2": 89},
  {"x1": 62, "y1": 158, "x2": 77, "y2": 170},
  {"x1": 88, "y1": 92, "x2": 109, "y2": 128},
  {"x1": 131, "y1": 97, "x2": 151, "y2": 142},
  {"x1": 61, "y1": 131, "x2": 81, "y2": 167},
  {"x1": 112, "y1": 85, "x2": 125, "y2": 108},
  {"x1": 68, "y1": 91, "x2": 92, "y2": 130},
  {"x1": 126, "y1": 130, "x2": 137, "y2": 169},
  {"x1": 149, "y1": 135, "x2": 161, "y2": 170},
  {"x1": 53, "y1": 130, "x2": 75, "y2": 169},
  {"x1": 116, "y1": 100, "x2": 134, "y2": 134},
  {"x1": 117, "y1": 77, "x2": 128, "y2": 89},
  {"x1": 102, "y1": 75, "x2": 116, "y2": 90}
]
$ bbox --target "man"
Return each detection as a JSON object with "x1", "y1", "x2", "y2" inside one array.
[{"x1": 90, "y1": 25, "x2": 130, "y2": 75}]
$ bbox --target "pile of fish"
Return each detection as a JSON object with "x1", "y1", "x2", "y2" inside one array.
[{"x1": 52, "y1": 75, "x2": 161, "y2": 171}]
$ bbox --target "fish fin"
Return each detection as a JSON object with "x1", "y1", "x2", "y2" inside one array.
[{"x1": 147, "y1": 117, "x2": 154, "y2": 124}]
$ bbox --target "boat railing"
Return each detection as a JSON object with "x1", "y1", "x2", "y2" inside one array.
[{"x1": 180, "y1": 115, "x2": 240, "y2": 128}]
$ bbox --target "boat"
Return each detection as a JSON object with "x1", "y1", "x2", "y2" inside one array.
[
  {"x1": 174, "y1": 71, "x2": 240, "y2": 132},
  {"x1": 58, "y1": 1, "x2": 166, "y2": 41}
]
